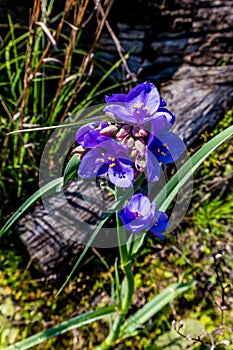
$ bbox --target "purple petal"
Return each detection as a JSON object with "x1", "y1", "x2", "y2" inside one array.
[
  {"x1": 145, "y1": 148, "x2": 161, "y2": 182},
  {"x1": 78, "y1": 148, "x2": 105, "y2": 179},
  {"x1": 126, "y1": 82, "x2": 148, "y2": 101},
  {"x1": 75, "y1": 124, "x2": 94, "y2": 144},
  {"x1": 118, "y1": 194, "x2": 155, "y2": 232},
  {"x1": 117, "y1": 157, "x2": 133, "y2": 167},
  {"x1": 153, "y1": 107, "x2": 176, "y2": 125},
  {"x1": 83, "y1": 130, "x2": 111, "y2": 148},
  {"x1": 149, "y1": 116, "x2": 172, "y2": 140},
  {"x1": 118, "y1": 207, "x2": 135, "y2": 226},
  {"x1": 104, "y1": 104, "x2": 138, "y2": 124},
  {"x1": 105, "y1": 93, "x2": 127, "y2": 103},
  {"x1": 96, "y1": 163, "x2": 109, "y2": 176},
  {"x1": 104, "y1": 82, "x2": 162, "y2": 125},
  {"x1": 108, "y1": 163, "x2": 134, "y2": 188},
  {"x1": 149, "y1": 132, "x2": 185, "y2": 164},
  {"x1": 150, "y1": 211, "x2": 169, "y2": 238},
  {"x1": 124, "y1": 218, "x2": 152, "y2": 233},
  {"x1": 99, "y1": 139, "x2": 130, "y2": 157},
  {"x1": 160, "y1": 98, "x2": 167, "y2": 107},
  {"x1": 118, "y1": 194, "x2": 168, "y2": 234},
  {"x1": 118, "y1": 208, "x2": 153, "y2": 233},
  {"x1": 127, "y1": 193, "x2": 151, "y2": 216},
  {"x1": 126, "y1": 82, "x2": 160, "y2": 115},
  {"x1": 76, "y1": 122, "x2": 110, "y2": 148}
]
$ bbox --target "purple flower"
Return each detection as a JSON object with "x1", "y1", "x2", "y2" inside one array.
[
  {"x1": 156, "y1": 97, "x2": 176, "y2": 125},
  {"x1": 75, "y1": 121, "x2": 111, "y2": 149},
  {"x1": 146, "y1": 117, "x2": 185, "y2": 182},
  {"x1": 78, "y1": 139, "x2": 134, "y2": 188},
  {"x1": 118, "y1": 193, "x2": 168, "y2": 238},
  {"x1": 104, "y1": 81, "x2": 175, "y2": 125}
]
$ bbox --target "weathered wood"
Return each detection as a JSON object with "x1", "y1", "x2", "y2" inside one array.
[
  {"x1": 17, "y1": 179, "x2": 115, "y2": 276},
  {"x1": 161, "y1": 65, "x2": 233, "y2": 147},
  {"x1": 15, "y1": 0, "x2": 233, "y2": 276},
  {"x1": 98, "y1": 0, "x2": 233, "y2": 82}
]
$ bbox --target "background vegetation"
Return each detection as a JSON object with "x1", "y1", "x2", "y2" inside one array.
[{"x1": 0, "y1": 0, "x2": 232, "y2": 349}]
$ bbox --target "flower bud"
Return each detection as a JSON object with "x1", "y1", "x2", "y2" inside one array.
[
  {"x1": 72, "y1": 145, "x2": 86, "y2": 154},
  {"x1": 100, "y1": 125, "x2": 118, "y2": 136},
  {"x1": 135, "y1": 155, "x2": 146, "y2": 171},
  {"x1": 116, "y1": 125, "x2": 131, "y2": 139},
  {"x1": 121, "y1": 135, "x2": 130, "y2": 146},
  {"x1": 129, "y1": 148, "x2": 138, "y2": 159},
  {"x1": 132, "y1": 126, "x2": 147, "y2": 138},
  {"x1": 135, "y1": 139, "x2": 145, "y2": 155},
  {"x1": 127, "y1": 137, "x2": 135, "y2": 148}
]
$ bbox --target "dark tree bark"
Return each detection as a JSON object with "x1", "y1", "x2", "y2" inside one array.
[{"x1": 11, "y1": 0, "x2": 233, "y2": 276}]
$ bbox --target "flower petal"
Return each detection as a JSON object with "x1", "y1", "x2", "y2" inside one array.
[
  {"x1": 150, "y1": 211, "x2": 169, "y2": 238},
  {"x1": 96, "y1": 163, "x2": 109, "y2": 176},
  {"x1": 105, "y1": 93, "x2": 127, "y2": 103},
  {"x1": 149, "y1": 116, "x2": 172, "y2": 138},
  {"x1": 127, "y1": 193, "x2": 151, "y2": 216},
  {"x1": 118, "y1": 209, "x2": 153, "y2": 233},
  {"x1": 145, "y1": 148, "x2": 161, "y2": 182},
  {"x1": 108, "y1": 162, "x2": 134, "y2": 188},
  {"x1": 160, "y1": 97, "x2": 167, "y2": 107},
  {"x1": 118, "y1": 207, "x2": 135, "y2": 226},
  {"x1": 149, "y1": 132, "x2": 185, "y2": 164},
  {"x1": 127, "y1": 82, "x2": 160, "y2": 112},
  {"x1": 99, "y1": 139, "x2": 130, "y2": 157},
  {"x1": 117, "y1": 157, "x2": 133, "y2": 167},
  {"x1": 104, "y1": 104, "x2": 137, "y2": 124},
  {"x1": 83, "y1": 130, "x2": 111, "y2": 148},
  {"x1": 76, "y1": 122, "x2": 110, "y2": 148},
  {"x1": 153, "y1": 107, "x2": 175, "y2": 124},
  {"x1": 118, "y1": 194, "x2": 168, "y2": 235},
  {"x1": 105, "y1": 82, "x2": 162, "y2": 125},
  {"x1": 78, "y1": 148, "x2": 105, "y2": 179},
  {"x1": 75, "y1": 124, "x2": 94, "y2": 145}
]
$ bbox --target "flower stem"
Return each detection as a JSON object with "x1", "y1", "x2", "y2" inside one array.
[{"x1": 94, "y1": 188, "x2": 134, "y2": 349}]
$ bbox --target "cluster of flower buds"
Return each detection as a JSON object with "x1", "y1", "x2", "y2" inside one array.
[{"x1": 73, "y1": 81, "x2": 186, "y2": 237}]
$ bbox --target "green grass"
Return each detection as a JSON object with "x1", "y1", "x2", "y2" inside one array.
[{"x1": 0, "y1": 1, "x2": 132, "y2": 223}]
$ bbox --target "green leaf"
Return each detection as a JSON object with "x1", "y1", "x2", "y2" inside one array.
[
  {"x1": 126, "y1": 232, "x2": 147, "y2": 258},
  {"x1": 63, "y1": 154, "x2": 80, "y2": 185},
  {"x1": 119, "y1": 281, "x2": 196, "y2": 339},
  {"x1": 156, "y1": 125, "x2": 233, "y2": 211},
  {"x1": 4, "y1": 305, "x2": 117, "y2": 350},
  {"x1": 0, "y1": 177, "x2": 63, "y2": 237}
]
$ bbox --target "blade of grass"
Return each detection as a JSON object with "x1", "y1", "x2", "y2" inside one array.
[
  {"x1": 74, "y1": 52, "x2": 132, "y2": 112},
  {"x1": 119, "y1": 281, "x2": 196, "y2": 339},
  {"x1": 0, "y1": 177, "x2": 63, "y2": 237},
  {"x1": 8, "y1": 15, "x2": 23, "y2": 94},
  {"x1": 4, "y1": 305, "x2": 117, "y2": 350}
]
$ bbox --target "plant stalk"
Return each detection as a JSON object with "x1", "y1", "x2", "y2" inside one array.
[{"x1": 94, "y1": 187, "x2": 134, "y2": 349}]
